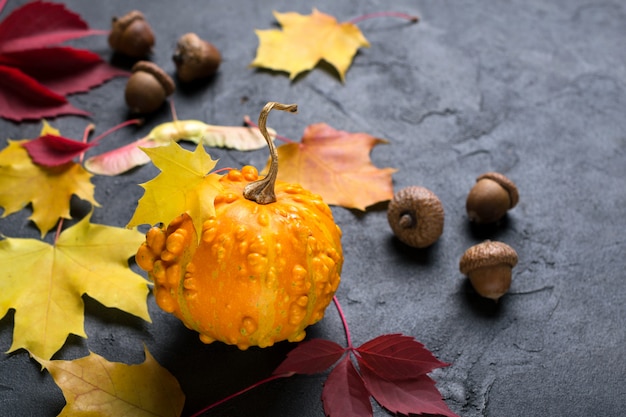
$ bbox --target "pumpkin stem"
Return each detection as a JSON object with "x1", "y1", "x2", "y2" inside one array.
[{"x1": 243, "y1": 102, "x2": 298, "y2": 204}]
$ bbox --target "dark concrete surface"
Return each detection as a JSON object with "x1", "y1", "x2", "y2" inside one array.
[{"x1": 1, "y1": 0, "x2": 625, "y2": 416}]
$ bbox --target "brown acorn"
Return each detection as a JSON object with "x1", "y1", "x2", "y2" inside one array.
[
  {"x1": 460, "y1": 241, "x2": 518, "y2": 301},
  {"x1": 108, "y1": 10, "x2": 155, "y2": 58},
  {"x1": 466, "y1": 172, "x2": 519, "y2": 223},
  {"x1": 124, "y1": 61, "x2": 175, "y2": 114},
  {"x1": 387, "y1": 186, "x2": 445, "y2": 248},
  {"x1": 172, "y1": 33, "x2": 221, "y2": 82}
]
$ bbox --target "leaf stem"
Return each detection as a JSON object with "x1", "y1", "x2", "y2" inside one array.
[
  {"x1": 189, "y1": 372, "x2": 294, "y2": 417},
  {"x1": 349, "y1": 11, "x2": 419, "y2": 24},
  {"x1": 332, "y1": 295, "x2": 354, "y2": 350},
  {"x1": 53, "y1": 218, "x2": 64, "y2": 244},
  {"x1": 243, "y1": 102, "x2": 298, "y2": 204},
  {"x1": 90, "y1": 118, "x2": 143, "y2": 144}
]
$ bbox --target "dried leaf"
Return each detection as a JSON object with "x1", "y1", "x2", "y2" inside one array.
[
  {"x1": 251, "y1": 9, "x2": 370, "y2": 80},
  {"x1": 127, "y1": 141, "x2": 223, "y2": 237},
  {"x1": 358, "y1": 360, "x2": 459, "y2": 417},
  {"x1": 273, "y1": 339, "x2": 345, "y2": 376},
  {"x1": 0, "y1": 1, "x2": 127, "y2": 121},
  {"x1": 356, "y1": 334, "x2": 449, "y2": 380},
  {"x1": 0, "y1": 138, "x2": 98, "y2": 237},
  {"x1": 84, "y1": 120, "x2": 275, "y2": 176},
  {"x1": 322, "y1": 356, "x2": 373, "y2": 417},
  {"x1": 37, "y1": 346, "x2": 184, "y2": 417},
  {"x1": 0, "y1": 212, "x2": 149, "y2": 360},
  {"x1": 268, "y1": 123, "x2": 396, "y2": 210}
]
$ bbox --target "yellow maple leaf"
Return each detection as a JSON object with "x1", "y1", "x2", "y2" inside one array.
[
  {"x1": 251, "y1": 8, "x2": 370, "y2": 81},
  {"x1": 0, "y1": 135, "x2": 99, "y2": 238},
  {"x1": 127, "y1": 141, "x2": 223, "y2": 237},
  {"x1": 266, "y1": 123, "x2": 396, "y2": 211},
  {"x1": 37, "y1": 346, "x2": 184, "y2": 417},
  {"x1": 0, "y1": 212, "x2": 149, "y2": 360}
]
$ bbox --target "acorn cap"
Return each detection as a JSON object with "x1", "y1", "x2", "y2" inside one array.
[
  {"x1": 476, "y1": 172, "x2": 519, "y2": 208},
  {"x1": 459, "y1": 240, "x2": 518, "y2": 275},
  {"x1": 111, "y1": 10, "x2": 146, "y2": 32},
  {"x1": 131, "y1": 61, "x2": 175, "y2": 96},
  {"x1": 387, "y1": 186, "x2": 444, "y2": 248}
]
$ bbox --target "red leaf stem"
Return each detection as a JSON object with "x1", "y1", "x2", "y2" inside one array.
[
  {"x1": 332, "y1": 295, "x2": 354, "y2": 349},
  {"x1": 90, "y1": 118, "x2": 143, "y2": 144},
  {"x1": 188, "y1": 372, "x2": 293, "y2": 417}
]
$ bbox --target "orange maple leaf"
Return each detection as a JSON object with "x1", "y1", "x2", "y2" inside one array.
[
  {"x1": 267, "y1": 123, "x2": 396, "y2": 211},
  {"x1": 251, "y1": 8, "x2": 370, "y2": 81},
  {"x1": 37, "y1": 346, "x2": 184, "y2": 417}
]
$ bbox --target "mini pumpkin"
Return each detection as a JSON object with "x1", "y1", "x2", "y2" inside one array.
[{"x1": 136, "y1": 103, "x2": 343, "y2": 350}]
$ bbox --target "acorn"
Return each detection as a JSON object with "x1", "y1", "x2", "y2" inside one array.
[
  {"x1": 173, "y1": 33, "x2": 221, "y2": 82},
  {"x1": 459, "y1": 240, "x2": 518, "y2": 301},
  {"x1": 124, "y1": 61, "x2": 175, "y2": 114},
  {"x1": 387, "y1": 186, "x2": 445, "y2": 248},
  {"x1": 466, "y1": 172, "x2": 519, "y2": 223},
  {"x1": 108, "y1": 10, "x2": 155, "y2": 58}
]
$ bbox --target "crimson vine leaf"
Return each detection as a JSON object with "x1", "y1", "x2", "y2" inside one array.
[
  {"x1": 22, "y1": 134, "x2": 95, "y2": 167},
  {"x1": 0, "y1": 0, "x2": 128, "y2": 121},
  {"x1": 356, "y1": 334, "x2": 449, "y2": 381},
  {"x1": 322, "y1": 355, "x2": 373, "y2": 417},
  {"x1": 273, "y1": 338, "x2": 345, "y2": 375},
  {"x1": 0, "y1": 66, "x2": 89, "y2": 120},
  {"x1": 358, "y1": 359, "x2": 459, "y2": 417},
  {"x1": 0, "y1": 0, "x2": 106, "y2": 52}
]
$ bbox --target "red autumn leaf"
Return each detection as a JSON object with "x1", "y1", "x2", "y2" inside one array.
[
  {"x1": 322, "y1": 356, "x2": 373, "y2": 417},
  {"x1": 1, "y1": 47, "x2": 128, "y2": 95},
  {"x1": 0, "y1": 0, "x2": 106, "y2": 53},
  {"x1": 356, "y1": 334, "x2": 449, "y2": 381},
  {"x1": 22, "y1": 134, "x2": 95, "y2": 167},
  {"x1": 0, "y1": 1, "x2": 128, "y2": 121},
  {"x1": 358, "y1": 359, "x2": 459, "y2": 417},
  {"x1": 273, "y1": 338, "x2": 346, "y2": 376},
  {"x1": 0, "y1": 65, "x2": 89, "y2": 120}
]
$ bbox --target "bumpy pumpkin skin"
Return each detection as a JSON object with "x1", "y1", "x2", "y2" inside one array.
[{"x1": 137, "y1": 166, "x2": 343, "y2": 350}]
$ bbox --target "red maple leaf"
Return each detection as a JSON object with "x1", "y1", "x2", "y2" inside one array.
[{"x1": 0, "y1": 0, "x2": 128, "y2": 121}]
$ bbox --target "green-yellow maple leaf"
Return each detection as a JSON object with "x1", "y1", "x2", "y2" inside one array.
[
  {"x1": 37, "y1": 346, "x2": 184, "y2": 417},
  {"x1": 127, "y1": 141, "x2": 223, "y2": 237},
  {"x1": 251, "y1": 8, "x2": 370, "y2": 81},
  {"x1": 0, "y1": 212, "x2": 149, "y2": 360},
  {"x1": 0, "y1": 122, "x2": 98, "y2": 237}
]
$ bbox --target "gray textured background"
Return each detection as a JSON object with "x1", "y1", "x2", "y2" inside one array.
[{"x1": 1, "y1": 0, "x2": 625, "y2": 416}]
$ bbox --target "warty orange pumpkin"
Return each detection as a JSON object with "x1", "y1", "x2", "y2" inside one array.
[{"x1": 136, "y1": 103, "x2": 343, "y2": 349}]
